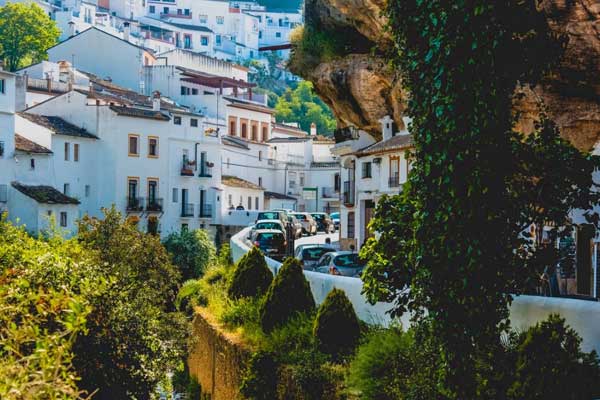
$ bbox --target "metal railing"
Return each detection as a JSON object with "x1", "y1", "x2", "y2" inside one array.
[
  {"x1": 343, "y1": 181, "x2": 355, "y2": 207},
  {"x1": 181, "y1": 157, "x2": 195, "y2": 176},
  {"x1": 126, "y1": 196, "x2": 144, "y2": 211},
  {"x1": 146, "y1": 198, "x2": 163, "y2": 212},
  {"x1": 181, "y1": 203, "x2": 194, "y2": 217},
  {"x1": 199, "y1": 204, "x2": 213, "y2": 218},
  {"x1": 388, "y1": 174, "x2": 400, "y2": 188},
  {"x1": 199, "y1": 165, "x2": 213, "y2": 178}
]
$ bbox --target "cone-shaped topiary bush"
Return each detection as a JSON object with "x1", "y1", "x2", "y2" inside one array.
[
  {"x1": 260, "y1": 257, "x2": 315, "y2": 332},
  {"x1": 227, "y1": 246, "x2": 273, "y2": 299},
  {"x1": 314, "y1": 288, "x2": 360, "y2": 360}
]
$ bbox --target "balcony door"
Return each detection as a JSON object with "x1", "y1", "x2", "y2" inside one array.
[
  {"x1": 148, "y1": 180, "x2": 158, "y2": 203},
  {"x1": 128, "y1": 179, "x2": 138, "y2": 200}
]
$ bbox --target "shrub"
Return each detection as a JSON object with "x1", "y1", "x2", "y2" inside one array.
[
  {"x1": 313, "y1": 288, "x2": 360, "y2": 360},
  {"x1": 507, "y1": 314, "x2": 600, "y2": 400},
  {"x1": 163, "y1": 228, "x2": 216, "y2": 280},
  {"x1": 220, "y1": 297, "x2": 261, "y2": 328},
  {"x1": 260, "y1": 257, "x2": 315, "y2": 333},
  {"x1": 227, "y1": 247, "x2": 273, "y2": 300},
  {"x1": 218, "y1": 243, "x2": 233, "y2": 267},
  {"x1": 176, "y1": 279, "x2": 207, "y2": 315},
  {"x1": 239, "y1": 351, "x2": 278, "y2": 400}
]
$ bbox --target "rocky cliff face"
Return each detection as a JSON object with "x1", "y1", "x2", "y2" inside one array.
[{"x1": 294, "y1": 0, "x2": 600, "y2": 150}]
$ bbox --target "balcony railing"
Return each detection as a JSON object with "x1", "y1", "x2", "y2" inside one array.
[
  {"x1": 388, "y1": 174, "x2": 400, "y2": 188},
  {"x1": 199, "y1": 204, "x2": 212, "y2": 218},
  {"x1": 199, "y1": 165, "x2": 213, "y2": 178},
  {"x1": 343, "y1": 181, "x2": 355, "y2": 207},
  {"x1": 146, "y1": 198, "x2": 163, "y2": 212},
  {"x1": 181, "y1": 158, "x2": 196, "y2": 176},
  {"x1": 126, "y1": 196, "x2": 144, "y2": 211},
  {"x1": 181, "y1": 203, "x2": 194, "y2": 217}
]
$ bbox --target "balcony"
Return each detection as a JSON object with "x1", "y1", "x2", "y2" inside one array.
[
  {"x1": 343, "y1": 181, "x2": 355, "y2": 207},
  {"x1": 126, "y1": 196, "x2": 144, "y2": 212},
  {"x1": 181, "y1": 158, "x2": 196, "y2": 176},
  {"x1": 199, "y1": 164, "x2": 213, "y2": 178},
  {"x1": 321, "y1": 187, "x2": 338, "y2": 199},
  {"x1": 199, "y1": 204, "x2": 212, "y2": 218},
  {"x1": 388, "y1": 174, "x2": 400, "y2": 188},
  {"x1": 181, "y1": 203, "x2": 194, "y2": 217},
  {"x1": 146, "y1": 198, "x2": 164, "y2": 212}
]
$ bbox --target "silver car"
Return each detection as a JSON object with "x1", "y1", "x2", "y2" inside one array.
[
  {"x1": 314, "y1": 251, "x2": 366, "y2": 277},
  {"x1": 294, "y1": 244, "x2": 336, "y2": 270},
  {"x1": 290, "y1": 212, "x2": 317, "y2": 235}
]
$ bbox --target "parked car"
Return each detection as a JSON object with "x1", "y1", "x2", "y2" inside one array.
[
  {"x1": 314, "y1": 251, "x2": 366, "y2": 277},
  {"x1": 249, "y1": 219, "x2": 286, "y2": 239},
  {"x1": 310, "y1": 212, "x2": 335, "y2": 233},
  {"x1": 330, "y1": 212, "x2": 340, "y2": 231},
  {"x1": 256, "y1": 210, "x2": 289, "y2": 227},
  {"x1": 287, "y1": 214, "x2": 303, "y2": 239},
  {"x1": 294, "y1": 244, "x2": 336, "y2": 270},
  {"x1": 290, "y1": 212, "x2": 317, "y2": 235},
  {"x1": 251, "y1": 229, "x2": 287, "y2": 261}
]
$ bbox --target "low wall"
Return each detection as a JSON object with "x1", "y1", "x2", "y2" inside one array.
[
  {"x1": 188, "y1": 309, "x2": 251, "y2": 400},
  {"x1": 231, "y1": 228, "x2": 600, "y2": 353}
]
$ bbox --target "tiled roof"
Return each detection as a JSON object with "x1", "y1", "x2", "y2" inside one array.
[
  {"x1": 109, "y1": 105, "x2": 171, "y2": 121},
  {"x1": 225, "y1": 97, "x2": 275, "y2": 114},
  {"x1": 354, "y1": 134, "x2": 414, "y2": 157},
  {"x1": 11, "y1": 182, "x2": 80, "y2": 205},
  {"x1": 14, "y1": 134, "x2": 53, "y2": 154},
  {"x1": 222, "y1": 175, "x2": 263, "y2": 190},
  {"x1": 18, "y1": 113, "x2": 99, "y2": 139},
  {"x1": 222, "y1": 135, "x2": 250, "y2": 150},
  {"x1": 271, "y1": 122, "x2": 307, "y2": 136},
  {"x1": 162, "y1": 21, "x2": 214, "y2": 33},
  {"x1": 313, "y1": 134, "x2": 335, "y2": 144},
  {"x1": 265, "y1": 191, "x2": 297, "y2": 201},
  {"x1": 46, "y1": 27, "x2": 156, "y2": 55},
  {"x1": 267, "y1": 136, "x2": 311, "y2": 143}
]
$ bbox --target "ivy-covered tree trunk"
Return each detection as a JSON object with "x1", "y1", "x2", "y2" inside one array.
[{"x1": 385, "y1": 1, "x2": 562, "y2": 398}]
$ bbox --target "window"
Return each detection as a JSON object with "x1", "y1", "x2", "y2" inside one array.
[
  {"x1": 229, "y1": 117, "x2": 237, "y2": 136},
  {"x1": 199, "y1": 14, "x2": 208, "y2": 24},
  {"x1": 148, "y1": 179, "x2": 158, "y2": 202},
  {"x1": 275, "y1": 32, "x2": 281, "y2": 38},
  {"x1": 261, "y1": 125, "x2": 268, "y2": 142},
  {"x1": 259, "y1": 31, "x2": 263, "y2": 39},
  {"x1": 0, "y1": 141, "x2": 4, "y2": 157},
  {"x1": 60, "y1": 212, "x2": 67, "y2": 227},
  {"x1": 172, "y1": 188, "x2": 178, "y2": 203},
  {"x1": 64, "y1": 142, "x2": 70, "y2": 161},
  {"x1": 148, "y1": 137, "x2": 158, "y2": 157},
  {"x1": 163, "y1": 7, "x2": 169, "y2": 14},
  {"x1": 228, "y1": 194, "x2": 233, "y2": 206},
  {"x1": 191, "y1": 88, "x2": 198, "y2": 95},
  {"x1": 289, "y1": 172, "x2": 296, "y2": 188},
  {"x1": 258, "y1": 151, "x2": 262, "y2": 161},
  {"x1": 63, "y1": 183, "x2": 70, "y2": 196},
  {"x1": 241, "y1": 122, "x2": 247, "y2": 138},
  {"x1": 174, "y1": 116, "x2": 182, "y2": 125},
  {"x1": 299, "y1": 173, "x2": 305, "y2": 186},
  {"x1": 184, "y1": 35, "x2": 191, "y2": 49},
  {"x1": 180, "y1": 86, "x2": 191, "y2": 96},
  {"x1": 127, "y1": 178, "x2": 138, "y2": 199},
  {"x1": 347, "y1": 211, "x2": 355, "y2": 238},
  {"x1": 149, "y1": 5, "x2": 155, "y2": 13},
  {"x1": 74, "y1": 143, "x2": 79, "y2": 162},
  {"x1": 247, "y1": 196, "x2": 252, "y2": 210},
  {"x1": 216, "y1": 34, "x2": 222, "y2": 46},
  {"x1": 216, "y1": 16, "x2": 224, "y2": 24},
  {"x1": 190, "y1": 118, "x2": 198, "y2": 127},
  {"x1": 251, "y1": 124, "x2": 258, "y2": 141},
  {"x1": 0, "y1": 79, "x2": 5, "y2": 94},
  {"x1": 128, "y1": 135, "x2": 139, "y2": 156},
  {"x1": 85, "y1": 185, "x2": 90, "y2": 197},
  {"x1": 255, "y1": 197, "x2": 259, "y2": 210},
  {"x1": 30, "y1": 158, "x2": 35, "y2": 170},
  {"x1": 334, "y1": 173, "x2": 341, "y2": 191},
  {"x1": 362, "y1": 162, "x2": 372, "y2": 178},
  {"x1": 258, "y1": 177, "x2": 262, "y2": 187},
  {"x1": 47, "y1": 210, "x2": 52, "y2": 217},
  {"x1": 201, "y1": 36, "x2": 209, "y2": 46}
]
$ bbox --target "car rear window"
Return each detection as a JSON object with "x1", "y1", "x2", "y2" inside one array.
[
  {"x1": 258, "y1": 212, "x2": 279, "y2": 220},
  {"x1": 302, "y1": 247, "x2": 333, "y2": 261},
  {"x1": 333, "y1": 254, "x2": 365, "y2": 267},
  {"x1": 256, "y1": 222, "x2": 282, "y2": 230},
  {"x1": 312, "y1": 214, "x2": 325, "y2": 220},
  {"x1": 256, "y1": 232, "x2": 285, "y2": 244},
  {"x1": 292, "y1": 214, "x2": 306, "y2": 220}
]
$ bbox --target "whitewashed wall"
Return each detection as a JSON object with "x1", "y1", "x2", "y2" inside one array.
[{"x1": 231, "y1": 227, "x2": 600, "y2": 353}]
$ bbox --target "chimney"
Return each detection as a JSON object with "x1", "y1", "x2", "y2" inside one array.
[
  {"x1": 380, "y1": 115, "x2": 394, "y2": 141},
  {"x1": 152, "y1": 91, "x2": 161, "y2": 111},
  {"x1": 123, "y1": 22, "x2": 130, "y2": 42},
  {"x1": 401, "y1": 116, "x2": 412, "y2": 134},
  {"x1": 68, "y1": 21, "x2": 76, "y2": 37},
  {"x1": 310, "y1": 122, "x2": 317, "y2": 136}
]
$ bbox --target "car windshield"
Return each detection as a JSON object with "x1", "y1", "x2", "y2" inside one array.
[
  {"x1": 330, "y1": 213, "x2": 339, "y2": 219},
  {"x1": 333, "y1": 254, "x2": 365, "y2": 267},
  {"x1": 256, "y1": 233, "x2": 284, "y2": 244},
  {"x1": 302, "y1": 247, "x2": 333, "y2": 261},
  {"x1": 292, "y1": 214, "x2": 306, "y2": 220},
  {"x1": 258, "y1": 212, "x2": 279, "y2": 220},
  {"x1": 312, "y1": 214, "x2": 325, "y2": 220},
  {"x1": 256, "y1": 222, "x2": 282, "y2": 230}
]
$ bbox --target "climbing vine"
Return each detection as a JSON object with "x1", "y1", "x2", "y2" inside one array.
[{"x1": 361, "y1": 1, "x2": 600, "y2": 398}]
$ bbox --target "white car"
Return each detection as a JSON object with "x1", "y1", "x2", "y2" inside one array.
[{"x1": 248, "y1": 219, "x2": 285, "y2": 239}]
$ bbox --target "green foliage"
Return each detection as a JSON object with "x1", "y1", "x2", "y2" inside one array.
[
  {"x1": 260, "y1": 257, "x2": 315, "y2": 332},
  {"x1": 74, "y1": 207, "x2": 188, "y2": 399},
  {"x1": 228, "y1": 247, "x2": 273, "y2": 300},
  {"x1": 220, "y1": 297, "x2": 262, "y2": 328},
  {"x1": 358, "y1": 0, "x2": 600, "y2": 397},
  {"x1": 163, "y1": 228, "x2": 216, "y2": 280},
  {"x1": 507, "y1": 314, "x2": 600, "y2": 400},
  {"x1": 313, "y1": 288, "x2": 360, "y2": 360},
  {"x1": 176, "y1": 279, "x2": 207, "y2": 315},
  {"x1": 274, "y1": 80, "x2": 337, "y2": 136},
  {"x1": 0, "y1": 3, "x2": 60, "y2": 71},
  {"x1": 218, "y1": 243, "x2": 233, "y2": 268},
  {"x1": 240, "y1": 351, "x2": 279, "y2": 400}
]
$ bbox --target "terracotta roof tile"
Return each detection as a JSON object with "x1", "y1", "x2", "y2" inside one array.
[
  {"x1": 222, "y1": 175, "x2": 263, "y2": 190},
  {"x1": 14, "y1": 134, "x2": 53, "y2": 154},
  {"x1": 354, "y1": 134, "x2": 413, "y2": 156},
  {"x1": 18, "y1": 113, "x2": 98, "y2": 139},
  {"x1": 11, "y1": 182, "x2": 80, "y2": 204},
  {"x1": 109, "y1": 105, "x2": 171, "y2": 121}
]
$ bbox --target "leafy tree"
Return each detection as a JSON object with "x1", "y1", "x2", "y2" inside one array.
[
  {"x1": 239, "y1": 351, "x2": 278, "y2": 400},
  {"x1": 313, "y1": 288, "x2": 360, "y2": 360},
  {"x1": 73, "y1": 207, "x2": 188, "y2": 399},
  {"x1": 360, "y1": 1, "x2": 600, "y2": 397},
  {"x1": 260, "y1": 257, "x2": 315, "y2": 332},
  {"x1": 0, "y1": 3, "x2": 60, "y2": 71},
  {"x1": 163, "y1": 228, "x2": 216, "y2": 280},
  {"x1": 275, "y1": 81, "x2": 337, "y2": 135},
  {"x1": 227, "y1": 246, "x2": 272, "y2": 300}
]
